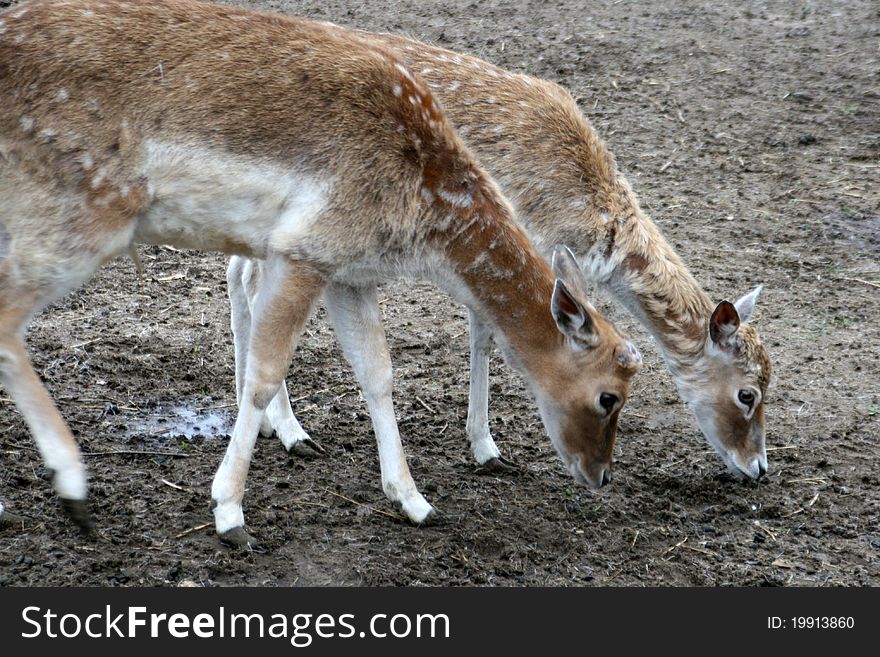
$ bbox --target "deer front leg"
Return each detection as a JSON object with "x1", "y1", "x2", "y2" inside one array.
[
  {"x1": 211, "y1": 257, "x2": 326, "y2": 548},
  {"x1": 466, "y1": 310, "x2": 516, "y2": 472},
  {"x1": 324, "y1": 283, "x2": 435, "y2": 524},
  {"x1": 227, "y1": 257, "x2": 324, "y2": 457}
]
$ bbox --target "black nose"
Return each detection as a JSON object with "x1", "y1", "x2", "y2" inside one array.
[{"x1": 601, "y1": 468, "x2": 612, "y2": 486}]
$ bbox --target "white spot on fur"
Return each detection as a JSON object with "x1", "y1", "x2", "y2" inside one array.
[
  {"x1": 39, "y1": 128, "x2": 57, "y2": 141},
  {"x1": 438, "y1": 189, "x2": 473, "y2": 208},
  {"x1": 14, "y1": 33, "x2": 26, "y2": 44},
  {"x1": 80, "y1": 153, "x2": 94, "y2": 169},
  {"x1": 486, "y1": 96, "x2": 497, "y2": 104},
  {"x1": 464, "y1": 251, "x2": 490, "y2": 273},
  {"x1": 93, "y1": 192, "x2": 118, "y2": 206},
  {"x1": 86, "y1": 97, "x2": 101, "y2": 113},
  {"x1": 0, "y1": 21, "x2": 6, "y2": 36},
  {"x1": 91, "y1": 168, "x2": 108, "y2": 189},
  {"x1": 421, "y1": 67, "x2": 434, "y2": 75},
  {"x1": 55, "y1": 88, "x2": 70, "y2": 102},
  {"x1": 448, "y1": 80, "x2": 461, "y2": 92},
  {"x1": 494, "y1": 124, "x2": 504, "y2": 134},
  {"x1": 394, "y1": 62, "x2": 416, "y2": 84},
  {"x1": 19, "y1": 116, "x2": 34, "y2": 133},
  {"x1": 420, "y1": 186, "x2": 435, "y2": 204},
  {"x1": 392, "y1": 83, "x2": 402, "y2": 97}
]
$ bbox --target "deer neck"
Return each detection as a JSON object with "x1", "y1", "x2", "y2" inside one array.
[
  {"x1": 422, "y1": 177, "x2": 561, "y2": 375},
  {"x1": 599, "y1": 210, "x2": 715, "y2": 377}
]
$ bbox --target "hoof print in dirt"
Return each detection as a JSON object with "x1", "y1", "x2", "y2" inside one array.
[
  {"x1": 61, "y1": 498, "x2": 94, "y2": 534},
  {"x1": 475, "y1": 456, "x2": 520, "y2": 474},
  {"x1": 287, "y1": 438, "x2": 326, "y2": 459},
  {"x1": 218, "y1": 527, "x2": 260, "y2": 551}
]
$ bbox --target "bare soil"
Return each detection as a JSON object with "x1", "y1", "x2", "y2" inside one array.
[{"x1": 1, "y1": 0, "x2": 878, "y2": 586}]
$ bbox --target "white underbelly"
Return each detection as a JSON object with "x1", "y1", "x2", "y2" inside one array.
[{"x1": 133, "y1": 140, "x2": 330, "y2": 257}]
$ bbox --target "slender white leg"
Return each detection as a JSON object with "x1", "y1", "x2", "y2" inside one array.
[
  {"x1": 466, "y1": 310, "x2": 504, "y2": 465},
  {"x1": 264, "y1": 383, "x2": 317, "y2": 453},
  {"x1": 212, "y1": 256, "x2": 325, "y2": 546},
  {"x1": 324, "y1": 283, "x2": 435, "y2": 524},
  {"x1": 0, "y1": 335, "x2": 92, "y2": 528},
  {"x1": 227, "y1": 257, "x2": 321, "y2": 455}
]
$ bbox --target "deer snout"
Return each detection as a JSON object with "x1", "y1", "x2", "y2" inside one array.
[
  {"x1": 570, "y1": 459, "x2": 613, "y2": 489},
  {"x1": 731, "y1": 452, "x2": 768, "y2": 481}
]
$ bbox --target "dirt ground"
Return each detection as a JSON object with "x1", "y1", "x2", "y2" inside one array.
[{"x1": 1, "y1": 0, "x2": 878, "y2": 586}]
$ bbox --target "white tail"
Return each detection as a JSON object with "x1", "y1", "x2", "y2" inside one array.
[
  {"x1": 0, "y1": 0, "x2": 640, "y2": 546},
  {"x1": 241, "y1": 23, "x2": 771, "y2": 481}
]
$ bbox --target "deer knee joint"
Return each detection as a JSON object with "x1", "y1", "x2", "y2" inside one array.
[{"x1": 248, "y1": 379, "x2": 284, "y2": 410}]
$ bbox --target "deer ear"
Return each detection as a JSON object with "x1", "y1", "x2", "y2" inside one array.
[
  {"x1": 551, "y1": 244, "x2": 581, "y2": 282},
  {"x1": 734, "y1": 284, "x2": 762, "y2": 324},
  {"x1": 552, "y1": 279, "x2": 598, "y2": 347},
  {"x1": 709, "y1": 300, "x2": 740, "y2": 348}
]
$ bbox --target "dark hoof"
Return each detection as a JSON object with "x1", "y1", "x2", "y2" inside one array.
[
  {"x1": 61, "y1": 498, "x2": 94, "y2": 534},
  {"x1": 417, "y1": 508, "x2": 440, "y2": 526},
  {"x1": 0, "y1": 509, "x2": 26, "y2": 530},
  {"x1": 218, "y1": 526, "x2": 259, "y2": 550},
  {"x1": 476, "y1": 456, "x2": 519, "y2": 474},
  {"x1": 390, "y1": 502, "x2": 439, "y2": 526},
  {"x1": 287, "y1": 438, "x2": 325, "y2": 459}
]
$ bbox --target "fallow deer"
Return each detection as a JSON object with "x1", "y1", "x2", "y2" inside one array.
[
  {"x1": 237, "y1": 24, "x2": 771, "y2": 481},
  {"x1": 0, "y1": 0, "x2": 640, "y2": 546}
]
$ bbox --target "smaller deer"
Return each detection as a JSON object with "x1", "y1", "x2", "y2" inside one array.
[{"x1": 0, "y1": 0, "x2": 640, "y2": 546}]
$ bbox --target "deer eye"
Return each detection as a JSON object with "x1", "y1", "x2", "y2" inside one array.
[
  {"x1": 738, "y1": 389, "x2": 755, "y2": 406},
  {"x1": 599, "y1": 393, "x2": 618, "y2": 413}
]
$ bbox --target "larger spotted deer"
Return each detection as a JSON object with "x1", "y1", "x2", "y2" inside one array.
[
  {"x1": 236, "y1": 24, "x2": 771, "y2": 481},
  {"x1": 0, "y1": 0, "x2": 641, "y2": 545}
]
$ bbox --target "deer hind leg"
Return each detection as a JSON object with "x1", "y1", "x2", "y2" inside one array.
[
  {"x1": 324, "y1": 283, "x2": 435, "y2": 524},
  {"x1": 0, "y1": 298, "x2": 92, "y2": 531},
  {"x1": 466, "y1": 310, "x2": 516, "y2": 472},
  {"x1": 211, "y1": 256, "x2": 326, "y2": 548},
  {"x1": 227, "y1": 257, "x2": 323, "y2": 457}
]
